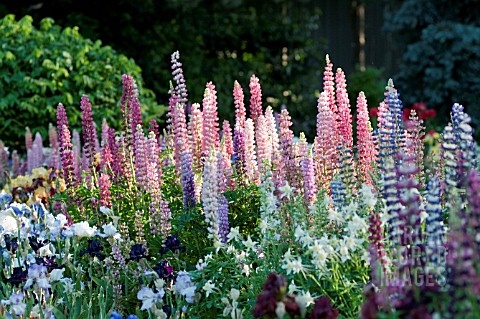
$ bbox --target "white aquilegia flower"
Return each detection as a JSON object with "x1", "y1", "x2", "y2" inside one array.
[
  {"x1": 295, "y1": 291, "x2": 314, "y2": 317},
  {"x1": 72, "y1": 221, "x2": 96, "y2": 238},
  {"x1": 242, "y1": 235, "x2": 257, "y2": 252},
  {"x1": 339, "y1": 244, "x2": 350, "y2": 263},
  {"x1": 360, "y1": 183, "x2": 377, "y2": 209},
  {"x1": 347, "y1": 214, "x2": 368, "y2": 234},
  {"x1": 203, "y1": 280, "x2": 216, "y2": 297},
  {"x1": 327, "y1": 207, "x2": 342, "y2": 224},
  {"x1": 279, "y1": 181, "x2": 295, "y2": 200},
  {"x1": 227, "y1": 227, "x2": 241, "y2": 242},
  {"x1": 282, "y1": 257, "x2": 305, "y2": 275}
]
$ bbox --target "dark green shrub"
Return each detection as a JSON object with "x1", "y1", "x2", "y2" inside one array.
[
  {"x1": 0, "y1": 14, "x2": 164, "y2": 150},
  {"x1": 347, "y1": 65, "x2": 385, "y2": 110}
]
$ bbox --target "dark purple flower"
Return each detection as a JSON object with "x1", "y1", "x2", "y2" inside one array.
[
  {"x1": 79, "y1": 239, "x2": 105, "y2": 260},
  {"x1": 5, "y1": 235, "x2": 19, "y2": 253},
  {"x1": 128, "y1": 244, "x2": 149, "y2": 262},
  {"x1": 159, "y1": 234, "x2": 185, "y2": 255},
  {"x1": 162, "y1": 305, "x2": 172, "y2": 319},
  {"x1": 307, "y1": 296, "x2": 339, "y2": 319},
  {"x1": 153, "y1": 260, "x2": 174, "y2": 281},
  {"x1": 29, "y1": 237, "x2": 49, "y2": 253},
  {"x1": 6, "y1": 267, "x2": 28, "y2": 286},
  {"x1": 252, "y1": 291, "x2": 277, "y2": 318}
]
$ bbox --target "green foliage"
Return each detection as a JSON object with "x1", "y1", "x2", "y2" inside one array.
[
  {"x1": 0, "y1": 14, "x2": 164, "y2": 150},
  {"x1": 347, "y1": 65, "x2": 385, "y2": 110},
  {"x1": 384, "y1": 0, "x2": 480, "y2": 137}
]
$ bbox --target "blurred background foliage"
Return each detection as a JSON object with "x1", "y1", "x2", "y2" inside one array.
[
  {"x1": 1, "y1": 0, "x2": 479, "y2": 148},
  {"x1": 0, "y1": 0, "x2": 327, "y2": 142},
  {"x1": 384, "y1": 0, "x2": 480, "y2": 136}
]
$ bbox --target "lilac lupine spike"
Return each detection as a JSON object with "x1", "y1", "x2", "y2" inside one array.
[
  {"x1": 337, "y1": 145, "x2": 356, "y2": 195},
  {"x1": 160, "y1": 200, "x2": 172, "y2": 241},
  {"x1": 264, "y1": 106, "x2": 279, "y2": 156},
  {"x1": 446, "y1": 230, "x2": 480, "y2": 316},
  {"x1": 57, "y1": 103, "x2": 77, "y2": 188},
  {"x1": 256, "y1": 114, "x2": 272, "y2": 173},
  {"x1": 302, "y1": 149, "x2": 317, "y2": 204},
  {"x1": 314, "y1": 92, "x2": 338, "y2": 191},
  {"x1": 452, "y1": 108, "x2": 476, "y2": 172},
  {"x1": 28, "y1": 132, "x2": 43, "y2": 172},
  {"x1": 108, "y1": 128, "x2": 123, "y2": 180},
  {"x1": 234, "y1": 81, "x2": 246, "y2": 128},
  {"x1": 48, "y1": 123, "x2": 60, "y2": 170},
  {"x1": 80, "y1": 95, "x2": 96, "y2": 173},
  {"x1": 170, "y1": 51, "x2": 188, "y2": 106},
  {"x1": 441, "y1": 124, "x2": 459, "y2": 205},
  {"x1": 218, "y1": 195, "x2": 230, "y2": 243},
  {"x1": 323, "y1": 55, "x2": 339, "y2": 155},
  {"x1": 12, "y1": 150, "x2": 19, "y2": 177},
  {"x1": 25, "y1": 127, "x2": 33, "y2": 151},
  {"x1": 134, "y1": 124, "x2": 148, "y2": 192},
  {"x1": 129, "y1": 90, "x2": 142, "y2": 141},
  {"x1": 425, "y1": 176, "x2": 445, "y2": 276},
  {"x1": 386, "y1": 80, "x2": 405, "y2": 151},
  {"x1": 180, "y1": 148, "x2": 196, "y2": 210},
  {"x1": 467, "y1": 170, "x2": 480, "y2": 248},
  {"x1": 221, "y1": 121, "x2": 234, "y2": 189},
  {"x1": 244, "y1": 118, "x2": 259, "y2": 185},
  {"x1": 395, "y1": 152, "x2": 424, "y2": 255},
  {"x1": 145, "y1": 133, "x2": 166, "y2": 238},
  {"x1": 217, "y1": 145, "x2": 227, "y2": 193},
  {"x1": 405, "y1": 110, "x2": 425, "y2": 188},
  {"x1": 146, "y1": 131, "x2": 162, "y2": 186},
  {"x1": 221, "y1": 120, "x2": 234, "y2": 167},
  {"x1": 173, "y1": 102, "x2": 190, "y2": 176},
  {"x1": 0, "y1": 141, "x2": 6, "y2": 181},
  {"x1": 100, "y1": 119, "x2": 113, "y2": 173},
  {"x1": 188, "y1": 103, "x2": 203, "y2": 173},
  {"x1": 232, "y1": 121, "x2": 246, "y2": 187},
  {"x1": 323, "y1": 55, "x2": 337, "y2": 114},
  {"x1": 59, "y1": 124, "x2": 77, "y2": 189},
  {"x1": 356, "y1": 91, "x2": 376, "y2": 186},
  {"x1": 202, "y1": 82, "x2": 220, "y2": 154},
  {"x1": 249, "y1": 75, "x2": 263, "y2": 124},
  {"x1": 279, "y1": 108, "x2": 301, "y2": 191},
  {"x1": 120, "y1": 74, "x2": 142, "y2": 151},
  {"x1": 335, "y1": 68, "x2": 353, "y2": 151},
  {"x1": 116, "y1": 135, "x2": 134, "y2": 187},
  {"x1": 98, "y1": 172, "x2": 112, "y2": 208},
  {"x1": 382, "y1": 157, "x2": 402, "y2": 247},
  {"x1": 72, "y1": 130, "x2": 82, "y2": 181},
  {"x1": 202, "y1": 147, "x2": 220, "y2": 243},
  {"x1": 296, "y1": 132, "x2": 309, "y2": 163}
]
